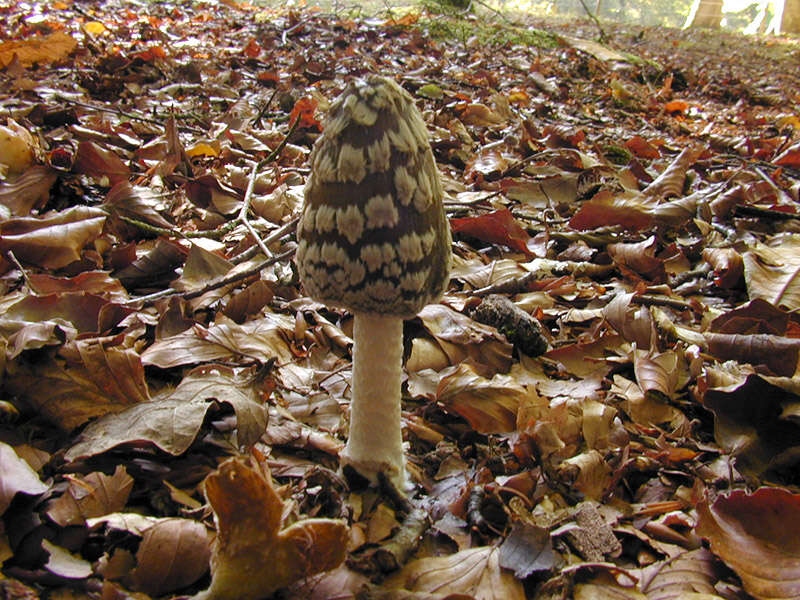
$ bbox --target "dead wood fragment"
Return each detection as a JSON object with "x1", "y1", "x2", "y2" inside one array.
[
  {"x1": 348, "y1": 474, "x2": 431, "y2": 578},
  {"x1": 557, "y1": 502, "x2": 621, "y2": 561},
  {"x1": 471, "y1": 294, "x2": 549, "y2": 356}
]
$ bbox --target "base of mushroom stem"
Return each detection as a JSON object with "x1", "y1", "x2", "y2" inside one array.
[{"x1": 339, "y1": 451, "x2": 412, "y2": 494}]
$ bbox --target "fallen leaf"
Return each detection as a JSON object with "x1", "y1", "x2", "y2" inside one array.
[
  {"x1": 0, "y1": 441, "x2": 48, "y2": 515},
  {"x1": 450, "y1": 209, "x2": 532, "y2": 256},
  {"x1": 385, "y1": 546, "x2": 525, "y2": 600},
  {"x1": 498, "y1": 523, "x2": 558, "y2": 579},
  {"x1": 65, "y1": 364, "x2": 266, "y2": 460},
  {"x1": 129, "y1": 517, "x2": 211, "y2": 596},
  {"x1": 743, "y1": 235, "x2": 800, "y2": 310},
  {"x1": 141, "y1": 314, "x2": 294, "y2": 369},
  {"x1": 696, "y1": 488, "x2": 800, "y2": 600},
  {"x1": 0, "y1": 206, "x2": 107, "y2": 269},
  {"x1": 46, "y1": 466, "x2": 134, "y2": 527},
  {"x1": 0, "y1": 31, "x2": 77, "y2": 68},
  {"x1": 432, "y1": 362, "x2": 524, "y2": 434}
]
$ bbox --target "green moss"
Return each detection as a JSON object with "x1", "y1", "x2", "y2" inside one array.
[
  {"x1": 603, "y1": 144, "x2": 633, "y2": 165},
  {"x1": 416, "y1": 13, "x2": 558, "y2": 49}
]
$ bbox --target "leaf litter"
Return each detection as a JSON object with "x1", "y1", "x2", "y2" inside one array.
[{"x1": 0, "y1": 1, "x2": 800, "y2": 599}]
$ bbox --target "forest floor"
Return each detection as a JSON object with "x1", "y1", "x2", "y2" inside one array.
[{"x1": 2, "y1": 1, "x2": 800, "y2": 599}]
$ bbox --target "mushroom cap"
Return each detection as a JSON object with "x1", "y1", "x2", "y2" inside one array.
[{"x1": 296, "y1": 75, "x2": 451, "y2": 317}]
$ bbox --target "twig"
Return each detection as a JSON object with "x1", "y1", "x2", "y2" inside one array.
[
  {"x1": 251, "y1": 88, "x2": 280, "y2": 127},
  {"x1": 577, "y1": 0, "x2": 608, "y2": 42},
  {"x1": 54, "y1": 94, "x2": 166, "y2": 129},
  {"x1": 733, "y1": 204, "x2": 800, "y2": 221},
  {"x1": 237, "y1": 117, "x2": 302, "y2": 259},
  {"x1": 122, "y1": 248, "x2": 294, "y2": 307},
  {"x1": 5, "y1": 251, "x2": 35, "y2": 292},
  {"x1": 229, "y1": 215, "x2": 300, "y2": 265}
]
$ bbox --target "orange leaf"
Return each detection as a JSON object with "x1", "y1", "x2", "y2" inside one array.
[
  {"x1": 569, "y1": 190, "x2": 653, "y2": 231},
  {"x1": 774, "y1": 144, "x2": 800, "y2": 168},
  {"x1": 663, "y1": 100, "x2": 689, "y2": 114},
  {"x1": 290, "y1": 96, "x2": 320, "y2": 130},
  {"x1": 450, "y1": 209, "x2": 532, "y2": 255},
  {"x1": 242, "y1": 38, "x2": 261, "y2": 58},
  {"x1": 625, "y1": 135, "x2": 660, "y2": 159}
]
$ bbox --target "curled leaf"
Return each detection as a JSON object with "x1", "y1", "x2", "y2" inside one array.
[{"x1": 696, "y1": 488, "x2": 800, "y2": 600}]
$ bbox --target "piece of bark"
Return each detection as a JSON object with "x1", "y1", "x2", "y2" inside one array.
[
  {"x1": 471, "y1": 294, "x2": 549, "y2": 356},
  {"x1": 560, "y1": 502, "x2": 622, "y2": 561}
]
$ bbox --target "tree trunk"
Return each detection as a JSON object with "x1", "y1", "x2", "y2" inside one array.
[
  {"x1": 781, "y1": 0, "x2": 800, "y2": 32},
  {"x1": 684, "y1": 0, "x2": 723, "y2": 28}
]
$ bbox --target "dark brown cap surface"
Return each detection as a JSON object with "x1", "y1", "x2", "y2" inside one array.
[{"x1": 296, "y1": 76, "x2": 451, "y2": 316}]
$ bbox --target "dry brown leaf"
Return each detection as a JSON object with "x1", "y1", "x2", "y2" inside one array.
[
  {"x1": 431, "y1": 362, "x2": 524, "y2": 434},
  {"x1": 417, "y1": 304, "x2": 513, "y2": 374},
  {"x1": 0, "y1": 166, "x2": 57, "y2": 216},
  {"x1": 569, "y1": 189, "x2": 654, "y2": 232},
  {"x1": 141, "y1": 314, "x2": 294, "y2": 369},
  {"x1": 114, "y1": 237, "x2": 187, "y2": 289},
  {"x1": 696, "y1": 488, "x2": 800, "y2": 600},
  {"x1": 102, "y1": 181, "x2": 175, "y2": 231},
  {"x1": 610, "y1": 375, "x2": 685, "y2": 428},
  {"x1": 544, "y1": 334, "x2": 624, "y2": 378},
  {"x1": 0, "y1": 206, "x2": 106, "y2": 269},
  {"x1": 607, "y1": 236, "x2": 666, "y2": 282},
  {"x1": 4, "y1": 352, "x2": 142, "y2": 430},
  {"x1": 702, "y1": 247, "x2": 744, "y2": 289},
  {"x1": 46, "y1": 466, "x2": 133, "y2": 527},
  {"x1": 27, "y1": 271, "x2": 128, "y2": 299},
  {"x1": 639, "y1": 548, "x2": 727, "y2": 600},
  {"x1": 709, "y1": 298, "x2": 796, "y2": 336},
  {"x1": 0, "y1": 441, "x2": 48, "y2": 515},
  {"x1": 65, "y1": 364, "x2": 266, "y2": 460},
  {"x1": 174, "y1": 243, "x2": 234, "y2": 291},
  {"x1": 192, "y1": 458, "x2": 347, "y2": 600},
  {"x1": 41, "y1": 539, "x2": 93, "y2": 580},
  {"x1": 699, "y1": 366, "x2": 800, "y2": 478},
  {"x1": 223, "y1": 280, "x2": 275, "y2": 323},
  {"x1": 743, "y1": 235, "x2": 800, "y2": 310},
  {"x1": 633, "y1": 348, "x2": 682, "y2": 401},
  {"x1": 557, "y1": 449, "x2": 613, "y2": 500},
  {"x1": 703, "y1": 332, "x2": 800, "y2": 377},
  {"x1": 73, "y1": 140, "x2": 131, "y2": 186},
  {"x1": 60, "y1": 339, "x2": 150, "y2": 404},
  {"x1": 0, "y1": 31, "x2": 77, "y2": 67},
  {"x1": 498, "y1": 523, "x2": 558, "y2": 579},
  {"x1": 643, "y1": 147, "x2": 703, "y2": 200},
  {"x1": 129, "y1": 517, "x2": 211, "y2": 596},
  {"x1": 385, "y1": 546, "x2": 525, "y2": 600},
  {"x1": 603, "y1": 293, "x2": 657, "y2": 350}
]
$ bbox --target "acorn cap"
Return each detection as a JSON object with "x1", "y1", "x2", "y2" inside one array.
[{"x1": 296, "y1": 75, "x2": 451, "y2": 317}]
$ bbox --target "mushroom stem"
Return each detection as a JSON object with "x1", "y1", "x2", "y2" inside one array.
[{"x1": 341, "y1": 313, "x2": 406, "y2": 489}]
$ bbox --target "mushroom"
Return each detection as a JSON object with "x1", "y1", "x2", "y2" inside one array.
[{"x1": 295, "y1": 76, "x2": 451, "y2": 489}]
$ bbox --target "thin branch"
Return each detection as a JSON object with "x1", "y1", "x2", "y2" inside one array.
[
  {"x1": 5, "y1": 251, "x2": 35, "y2": 292},
  {"x1": 229, "y1": 215, "x2": 299, "y2": 265},
  {"x1": 122, "y1": 248, "x2": 295, "y2": 307},
  {"x1": 238, "y1": 116, "x2": 302, "y2": 259},
  {"x1": 577, "y1": 0, "x2": 608, "y2": 42}
]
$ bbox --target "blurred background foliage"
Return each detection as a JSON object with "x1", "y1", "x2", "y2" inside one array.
[{"x1": 258, "y1": 0, "x2": 780, "y2": 31}]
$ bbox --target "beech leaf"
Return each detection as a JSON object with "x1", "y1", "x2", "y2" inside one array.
[
  {"x1": 696, "y1": 488, "x2": 800, "y2": 600},
  {"x1": 385, "y1": 546, "x2": 525, "y2": 600},
  {"x1": 450, "y1": 209, "x2": 532, "y2": 256},
  {"x1": 0, "y1": 441, "x2": 48, "y2": 515}
]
